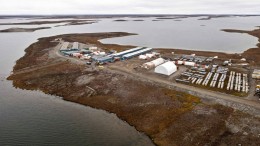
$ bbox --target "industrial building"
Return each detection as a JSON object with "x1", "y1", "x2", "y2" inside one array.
[
  {"x1": 72, "y1": 42, "x2": 79, "y2": 50},
  {"x1": 62, "y1": 50, "x2": 79, "y2": 56},
  {"x1": 93, "y1": 55, "x2": 114, "y2": 63},
  {"x1": 154, "y1": 61, "x2": 177, "y2": 76},
  {"x1": 122, "y1": 48, "x2": 153, "y2": 60},
  {"x1": 113, "y1": 47, "x2": 144, "y2": 58}
]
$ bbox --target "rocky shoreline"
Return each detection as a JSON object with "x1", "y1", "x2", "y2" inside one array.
[{"x1": 8, "y1": 31, "x2": 260, "y2": 146}]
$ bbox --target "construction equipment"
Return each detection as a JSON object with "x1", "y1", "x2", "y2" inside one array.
[{"x1": 254, "y1": 85, "x2": 260, "y2": 99}]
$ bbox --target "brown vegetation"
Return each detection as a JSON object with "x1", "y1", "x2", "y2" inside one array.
[
  {"x1": 8, "y1": 32, "x2": 260, "y2": 146},
  {"x1": 0, "y1": 27, "x2": 51, "y2": 32},
  {"x1": 0, "y1": 19, "x2": 96, "y2": 25}
]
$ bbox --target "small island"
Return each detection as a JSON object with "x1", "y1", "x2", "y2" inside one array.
[
  {"x1": 0, "y1": 27, "x2": 51, "y2": 32},
  {"x1": 114, "y1": 19, "x2": 128, "y2": 22}
]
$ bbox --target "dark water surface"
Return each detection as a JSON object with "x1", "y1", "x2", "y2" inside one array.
[{"x1": 0, "y1": 18, "x2": 154, "y2": 146}]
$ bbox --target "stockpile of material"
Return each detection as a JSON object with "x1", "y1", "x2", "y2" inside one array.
[
  {"x1": 216, "y1": 67, "x2": 229, "y2": 74},
  {"x1": 227, "y1": 71, "x2": 235, "y2": 90},
  {"x1": 242, "y1": 74, "x2": 249, "y2": 93},
  {"x1": 195, "y1": 75, "x2": 204, "y2": 85},
  {"x1": 217, "y1": 74, "x2": 226, "y2": 89},
  {"x1": 226, "y1": 72, "x2": 248, "y2": 93},
  {"x1": 210, "y1": 73, "x2": 219, "y2": 87},
  {"x1": 202, "y1": 72, "x2": 213, "y2": 86},
  {"x1": 181, "y1": 72, "x2": 193, "y2": 77},
  {"x1": 234, "y1": 73, "x2": 241, "y2": 92}
]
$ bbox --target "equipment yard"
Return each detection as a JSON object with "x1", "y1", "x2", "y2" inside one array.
[{"x1": 55, "y1": 39, "x2": 260, "y2": 102}]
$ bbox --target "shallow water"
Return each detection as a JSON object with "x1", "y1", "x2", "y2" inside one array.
[{"x1": 0, "y1": 18, "x2": 154, "y2": 146}]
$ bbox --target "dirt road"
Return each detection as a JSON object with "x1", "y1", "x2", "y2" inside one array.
[{"x1": 33, "y1": 43, "x2": 260, "y2": 116}]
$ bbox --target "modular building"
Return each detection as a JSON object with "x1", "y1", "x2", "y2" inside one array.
[
  {"x1": 252, "y1": 69, "x2": 260, "y2": 79},
  {"x1": 92, "y1": 55, "x2": 114, "y2": 63},
  {"x1": 60, "y1": 42, "x2": 69, "y2": 51},
  {"x1": 184, "y1": 61, "x2": 196, "y2": 66},
  {"x1": 154, "y1": 61, "x2": 177, "y2": 76},
  {"x1": 72, "y1": 42, "x2": 79, "y2": 50},
  {"x1": 62, "y1": 50, "x2": 80, "y2": 56},
  {"x1": 113, "y1": 47, "x2": 144, "y2": 58},
  {"x1": 122, "y1": 48, "x2": 153, "y2": 60}
]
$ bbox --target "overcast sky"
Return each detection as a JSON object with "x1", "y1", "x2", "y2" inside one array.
[{"x1": 1, "y1": 0, "x2": 260, "y2": 15}]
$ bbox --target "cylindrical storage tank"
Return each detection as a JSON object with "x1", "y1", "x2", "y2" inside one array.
[{"x1": 184, "y1": 61, "x2": 196, "y2": 66}]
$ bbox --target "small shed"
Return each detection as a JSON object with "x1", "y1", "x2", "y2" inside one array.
[
  {"x1": 139, "y1": 55, "x2": 147, "y2": 60},
  {"x1": 184, "y1": 61, "x2": 196, "y2": 66},
  {"x1": 154, "y1": 61, "x2": 177, "y2": 76}
]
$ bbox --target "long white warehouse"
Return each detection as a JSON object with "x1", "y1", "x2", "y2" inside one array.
[
  {"x1": 154, "y1": 61, "x2": 177, "y2": 76},
  {"x1": 122, "y1": 48, "x2": 153, "y2": 59},
  {"x1": 113, "y1": 47, "x2": 143, "y2": 57}
]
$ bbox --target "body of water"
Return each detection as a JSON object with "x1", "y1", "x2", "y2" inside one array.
[
  {"x1": 0, "y1": 15, "x2": 260, "y2": 145},
  {"x1": 0, "y1": 18, "x2": 154, "y2": 146}
]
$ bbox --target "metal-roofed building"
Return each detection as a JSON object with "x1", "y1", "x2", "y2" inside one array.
[
  {"x1": 113, "y1": 47, "x2": 144, "y2": 58},
  {"x1": 72, "y1": 42, "x2": 79, "y2": 50},
  {"x1": 92, "y1": 55, "x2": 114, "y2": 63},
  {"x1": 122, "y1": 48, "x2": 153, "y2": 60},
  {"x1": 60, "y1": 42, "x2": 69, "y2": 51}
]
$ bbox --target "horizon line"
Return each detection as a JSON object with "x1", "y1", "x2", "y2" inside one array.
[{"x1": 0, "y1": 14, "x2": 260, "y2": 16}]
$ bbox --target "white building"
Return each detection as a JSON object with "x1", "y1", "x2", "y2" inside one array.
[
  {"x1": 60, "y1": 42, "x2": 69, "y2": 50},
  {"x1": 143, "y1": 58, "x2": 164, "y2": 69},
  {"x1": 252, "y1": 69, "x2": 260, "y2": 79},
  {"x1": 72, "y1": 42, "x2": 79, "y2": 49},
  {"x1": 154, "y1": 61, "x2": 177, "y2": 76}
]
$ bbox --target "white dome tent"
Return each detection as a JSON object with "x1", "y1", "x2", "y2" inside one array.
[
  {"x1": 143, "y1": 58, "x2": 165, "y2": 69},
  {"x1": 154, "y1": 61, "x2": 177, "y2": 76}
]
